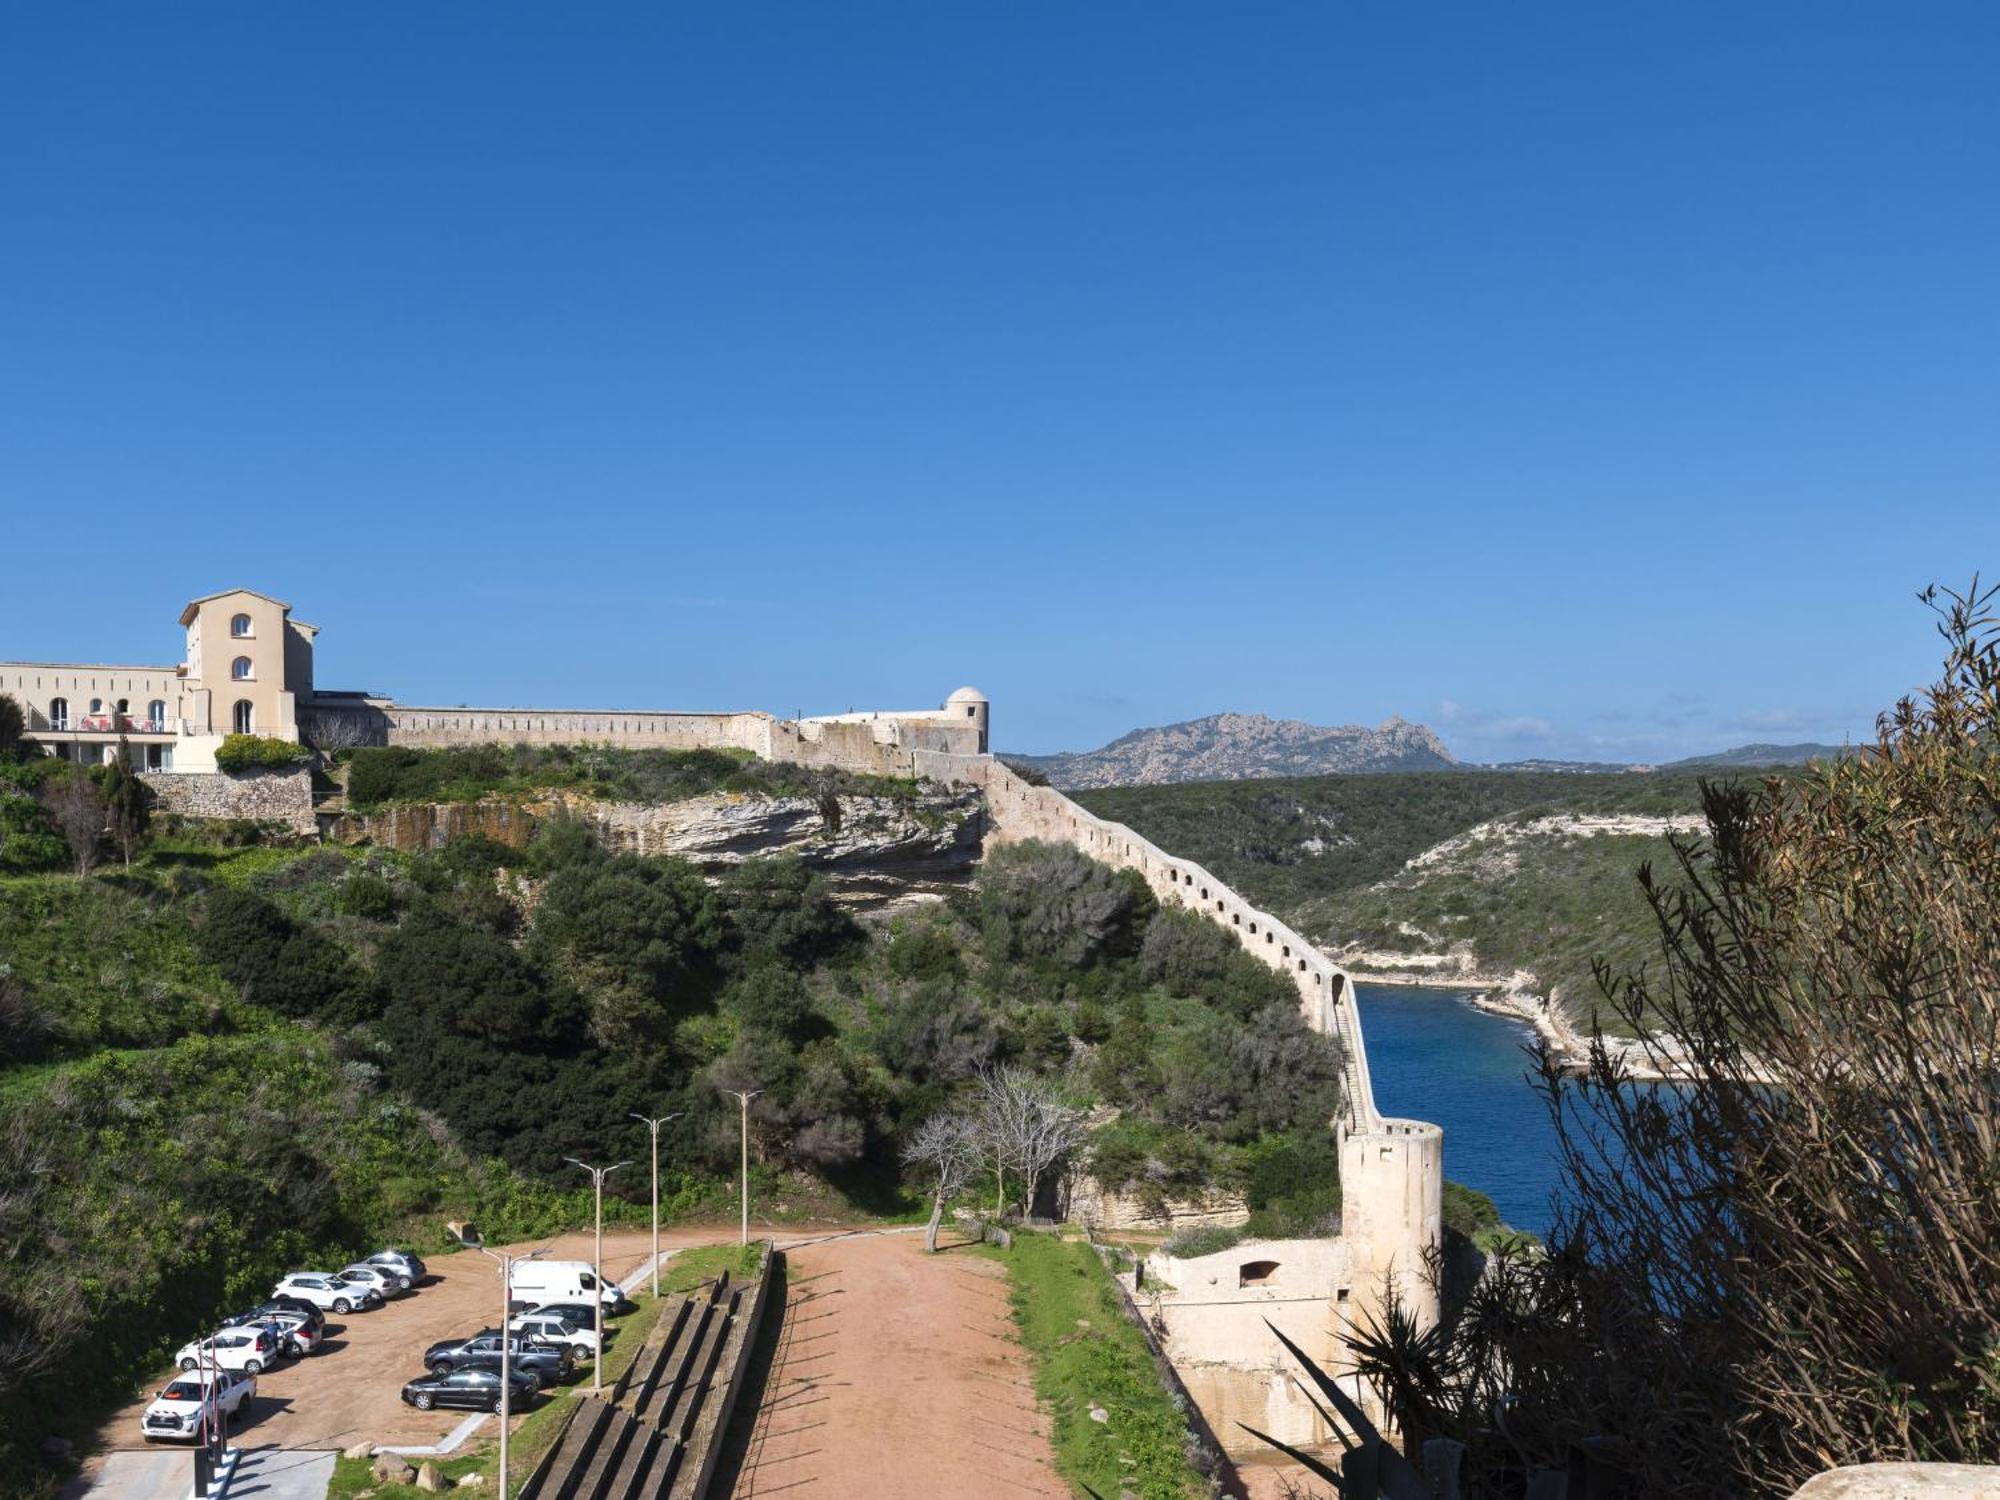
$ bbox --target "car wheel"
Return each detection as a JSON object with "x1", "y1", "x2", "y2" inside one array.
[
  {"x1": 179, "y1": 1358, "x2": 197, "y2": 1371},
  {"x1": 332, "y1": 1298, "x2": 352, "y2": 1314},
  {"x1": 431, "y1": 1361, "x2": 453, "y2": 1377},
  {"x1": 244, "y1": 1359, "x2": 262, "y2": 1375},
  {"x1": 414, "y1": 1391, "x2": 435, "y2": 1411}
]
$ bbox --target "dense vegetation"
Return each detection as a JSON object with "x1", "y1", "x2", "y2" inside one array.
[
  {"x1": 341, "y1": 741, "x2": 920, "y2": 811},
  {"x1": 1077, "y1": 769, "x2": 1712, "y2": 1019},
  {"x1": 0, "y1": 713, "x2": 1338, "y2": 1490}
]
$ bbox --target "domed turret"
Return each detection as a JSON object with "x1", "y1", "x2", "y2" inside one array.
[{"x1": 944, "y1": 686, "x2": 989, "y2": 753}]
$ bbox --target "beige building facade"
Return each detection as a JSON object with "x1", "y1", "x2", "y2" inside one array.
[{"x1": 1, "y1": 588, "x2": 316, "y2": 773}]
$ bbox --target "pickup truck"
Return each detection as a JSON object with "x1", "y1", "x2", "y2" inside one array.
[
  {"x1": 141, "y1": 1368, "x2": 255, "y2": 1442},
  {"x1": 422, "y1": 1331, "x2": 574, "y2": 1387}
]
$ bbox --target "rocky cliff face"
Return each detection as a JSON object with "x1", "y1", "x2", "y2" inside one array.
[
  {"x1": 1012, "y1": 713, "x2": 1456, "y2": 790},
  {"x1": 326, "y1": 788, "x2": 983, "y2": 900}
]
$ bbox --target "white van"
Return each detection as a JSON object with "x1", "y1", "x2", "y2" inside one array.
[{"x1": 508, "y1": 1259, "x2": 603, "y2": 1306}]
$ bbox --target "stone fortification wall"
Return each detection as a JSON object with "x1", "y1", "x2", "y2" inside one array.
[
  {"x1": 380, "y1": 706, "x2": 774, "y2": 754},
  {"x1": 143, "y1": 767, "x2": 316, "y2": 834}
]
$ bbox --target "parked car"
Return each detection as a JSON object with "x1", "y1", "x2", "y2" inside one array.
[
  {"x1": 220, "y1": 1303, "x2": 325, "y2": 1348},
  {"x1": 401, "y1": 1367, "x2": 538, "y2": 1414},
  {"x1": 258, "y1": 1296, "x2": 330, "y2": 1329},
  {"x1": 367, "y1": 1248, "x2": 429, "y2": 1285},
  {"x1": 508, "y1": 1311, "x2": 600, "y2": 1357},
  {"x1": 422, "y1": 1332, "x2": 574, "y2": 1387},
  {"x1": 141, "y1": 1368, "x2": 255, "y2": 1442},
  {"x1": 521, "y1": 1299, "x2": 623, "y2": 1331},
  {"x1": 174, "y1": 1328, "x2": 280, "y2": 1375},
  {"x1": 337, "y1": 1263, "x2": 408, "y2": 1299},
  {"x1": 273, "y1": 1272, "x2": 382, "y2": 1315}
]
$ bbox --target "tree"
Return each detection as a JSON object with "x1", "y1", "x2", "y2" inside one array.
[
  {"x1": 101, "y1": 737, "x2": 150, "y2": 868},
  {"x1": 0, "y1": 694, "x2": 24, "y2": 760},
  {"x1": 39, "y1": 770, "x2": 104, "y2": 877},
  {"x1": 971, "y1": 1067, "x2": 1087, "y2": 1219},
  {"x1": 903, "y1": 1112, "x2": 981, "y2": 1253},
  {"x1": 1309, "y1": 582, "x2": 2000, "y2": 1500}
]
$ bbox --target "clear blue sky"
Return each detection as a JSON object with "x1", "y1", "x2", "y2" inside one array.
[{"x1": 3, "y1": 5, "x2": 1995, "y2": 762}]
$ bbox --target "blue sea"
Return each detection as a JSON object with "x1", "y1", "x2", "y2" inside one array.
[{"x1": 1355, "y1": 983, "x2": 1564, "y2": 1238}]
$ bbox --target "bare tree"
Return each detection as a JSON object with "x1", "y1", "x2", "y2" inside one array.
[
  {"x1": 298, "y1": 708, "x2": 381, "y2": 753},
  {"x1": 972, "y1": 1067, "x2": 1089, "y2": 1221},
  {"x1": 40, "y1": 771, "x2": 105, "y2": 877},
  {"x1": 902, "y1": 1112, "x2": 981, "y2": 1253}
]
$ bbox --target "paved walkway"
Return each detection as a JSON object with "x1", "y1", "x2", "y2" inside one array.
[{"x1": 731, "y1": 1230, "x2": 1066, "y2": 1500}]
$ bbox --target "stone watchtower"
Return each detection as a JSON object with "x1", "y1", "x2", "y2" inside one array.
[{"x1": 945, "y1": 686, "x2": 990, "y2": 753}]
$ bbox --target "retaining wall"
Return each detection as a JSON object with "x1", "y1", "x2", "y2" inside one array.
[{"x1": 142, "y1": 767, "x2": 317, "y2": 834}]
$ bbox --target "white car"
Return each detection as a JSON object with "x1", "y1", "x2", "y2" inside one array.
[
  {"x1": 142, "y1": 1367, "x2": 256, "y2": 1442},
  {"x1": 337, "y1": 1263, "x2": 408, "y2": 1299},
  {"x1": 510, "y1": 1312, "x2": 600, "y2": 1357},
  {"x1": 273, "y1": 1271, "x2": 382, "y2": 1314},
  {"x1": 174, "y1": 1327, "x2": 281, "y2": 1375}
]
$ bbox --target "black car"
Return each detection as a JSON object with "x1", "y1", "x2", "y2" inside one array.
[
  {"x1": 517, "y1": 1296, "x2": 632, "y2": 1329},
  {"x1": 401, "y1": 1368, "x2": 538, "y2": 1413},
  {"x1": 422, "y1": 1332, "x2": 574, "y2": 1387}
]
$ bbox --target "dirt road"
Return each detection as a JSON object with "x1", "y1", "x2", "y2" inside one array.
[
  {"x1": 730, "y1": 1230, "x2": 1067, "y2": 1500},
  {"x1": 71, "y1": 1226, "x2": 757, "y2": 1494}
]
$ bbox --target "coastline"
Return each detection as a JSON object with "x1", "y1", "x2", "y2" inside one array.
[{"x1": 1339, "y1": 953, "x2": 1692, "y2": 1083}]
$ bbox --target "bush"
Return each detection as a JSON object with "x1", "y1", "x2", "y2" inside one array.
[
  {"x1": 1161, "y1": 1223, "x2": 1249, "y2": 1259},
  {"x1": 214, "y1": 734, "x2": 308, "y2": 771}
]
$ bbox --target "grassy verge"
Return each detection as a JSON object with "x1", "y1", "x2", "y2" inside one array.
[
  {"x1": 328, "y1": 1452, "x2": 485, "y2": 1498},
  {"x1": 993, "y1": 1232, "x2": 1205, "y2": 1500}
]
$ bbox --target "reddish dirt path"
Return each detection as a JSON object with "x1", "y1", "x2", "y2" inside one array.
[{"x1": 731, "y1": 1230, "x2": 1068, "y2": 1500}]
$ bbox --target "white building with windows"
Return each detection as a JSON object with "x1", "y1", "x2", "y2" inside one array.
[{"x1": 1, "y1": 588, "x2": 316, "y2": 773}]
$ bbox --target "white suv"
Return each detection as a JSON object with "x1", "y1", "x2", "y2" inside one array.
[
  {"x1": 274, "y1": 1272, "x2": 382, "y2": 1314},
  {"x1": 337, "y1": 1263, "x2": 407, "y2": 1299},
  {"x1": 142, "y1": 1368, "x2": 256, "y2": 1442},
  {"x1": 510, "y1": 1312, "x2": 600, "y2": 1356},
  {"x1": 174, "y1": 1328, "x2": 280, "y2": 1374}
]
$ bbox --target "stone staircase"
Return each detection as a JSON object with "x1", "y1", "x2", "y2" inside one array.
[{"x1": 519, "y1": 1258, "x2": 774, "y2": 1500}]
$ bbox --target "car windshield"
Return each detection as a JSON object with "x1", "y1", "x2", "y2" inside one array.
[{"x1": 160, "y1": 1382, "x2": 205, "y2": 1401}]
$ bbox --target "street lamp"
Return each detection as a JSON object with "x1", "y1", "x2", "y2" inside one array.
[
  {"x1": 629, "y1": 1112, "x2": 684, "y2": 1299},
  {"x1": 456, "y1": 1230, "x2": 547, "y2": 1500},
  {"x1": 565, "y1": 1157, "x2": 629, "y2": 1394},
  {"x1": 722, "y1": 1090, "x2": 763, "y2": 1246}
]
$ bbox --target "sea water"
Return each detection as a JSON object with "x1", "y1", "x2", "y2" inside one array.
[{"x1": 1355, "y1": 983, "x2": 1565, "y2": 1238}]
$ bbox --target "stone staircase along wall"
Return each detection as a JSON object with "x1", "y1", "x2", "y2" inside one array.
[{"x1": 520, "y1": 1248, "x2": 779, "y2": 1500}]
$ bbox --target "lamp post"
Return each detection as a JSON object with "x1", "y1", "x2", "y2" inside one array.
[
  {"x1": 566, "y1": 1157, "x2": 629, "y2": 1394},
  {"x1": 459, "y1": 1230, "x2": 547, "y2": 1500},
  {"x1": 722, "y1": 1090, "x2": 763, "y2": 1246},
  {"x1": 629, "y1": 1112, "x2": 684, "y2": 1299}
]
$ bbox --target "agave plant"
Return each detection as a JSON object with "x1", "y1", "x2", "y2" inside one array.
[{"x1": 1237, "y1": 1319, "x2": 1432, "y2": 1500}]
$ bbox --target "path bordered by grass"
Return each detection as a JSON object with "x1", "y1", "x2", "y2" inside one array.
[{"x1": 994, "y1": 1233, "x2": 1205, "y2": 1500}]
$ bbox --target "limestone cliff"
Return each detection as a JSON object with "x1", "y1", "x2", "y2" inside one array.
[
  {"x1": 325, "y1": 787, "x2": 983, "y2": 900},
  {"x1": 1012, "y1": 712, "x2": 1455, "y2": 790}
]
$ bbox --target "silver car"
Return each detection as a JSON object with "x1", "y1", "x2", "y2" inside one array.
[{"x1": 337, "y1": 1264, "x2": 409, "y2": 1299}]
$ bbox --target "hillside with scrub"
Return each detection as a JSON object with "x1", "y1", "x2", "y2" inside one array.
[
  {"x1": 1074, "y1": 769, "x2": 1721, "y2": 1026},
  {"x1": 0, "y1": 736, "x2": 1352, "y2": 1492}
]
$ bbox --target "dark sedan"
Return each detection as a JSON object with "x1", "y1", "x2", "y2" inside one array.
[{"x1": 401, "y1": 1368, "x2": 539, "y2": 1413}]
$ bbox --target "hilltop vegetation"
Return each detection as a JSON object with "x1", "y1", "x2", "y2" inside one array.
[
  {"x1": 0, "y1": 727, "x2": 1342, "y2": 1490},
  {"x1": 1076, "y1": 770, "x2": 1714, "y2": 1021}
]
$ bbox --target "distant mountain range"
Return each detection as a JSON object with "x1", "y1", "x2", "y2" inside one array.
[
  {"x1": 1004, "y1": 712, "x2": 1458, "y2": 790},
  {"x1": 1006, "y1": 715, "x2": 1848, "y2": 790}
]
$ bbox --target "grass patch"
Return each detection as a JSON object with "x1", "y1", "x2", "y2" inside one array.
[
  {"x1": 328, "y1": 1452, "x2": 485, "y2": 1498},
  {"x1": 994, "y1": 1232, "x2": 1204, "y2": 1500}
]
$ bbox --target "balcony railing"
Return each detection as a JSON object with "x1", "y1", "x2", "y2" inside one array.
[{"x1": 35, "y1": 716, "x2": 173, "y2": 735}]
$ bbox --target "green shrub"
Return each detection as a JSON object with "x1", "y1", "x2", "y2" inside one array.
[
  {"x1": 214, "y1": 734, "x2": 308, "y2": 771},
  {"x1": 1161, "y1": 1222, "x2": 1249, "y2": 1258}
]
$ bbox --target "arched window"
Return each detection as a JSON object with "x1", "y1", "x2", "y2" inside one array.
[
  {"x1": 231, "y1": 613, "x2": 252, "y2": 638},
  {"x1": 231, "y1": 657, "x2": 253, "y2": 681},
  {"x1": 48, "y1": 697, "x2": 68, "y2": 731},
  {"x1": 1238, "y1": 1260, "x2": 1281, "y2": 1288},
  {"x1": 146, "y1": 700, "x2": 167, "y2": 731},
  {"x1": 233, "y1": 700, "x2": 254, "y2": 735},
  {"x1": 88, "y1": 697, "x2": 103, "y2": 715}
]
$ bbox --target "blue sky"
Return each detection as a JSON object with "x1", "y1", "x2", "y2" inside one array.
[{"x1": 3, "y1": 5, "x2": 1995, "y2": 763}]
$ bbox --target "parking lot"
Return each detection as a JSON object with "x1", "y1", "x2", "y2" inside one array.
[{"x1": 72, "y1": 1225, "x2": 758, "y2": 1490}]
